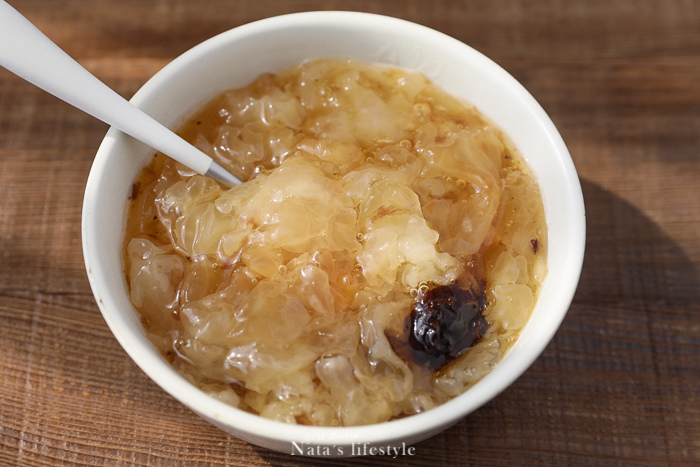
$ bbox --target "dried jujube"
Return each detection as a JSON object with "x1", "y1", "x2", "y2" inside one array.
[{"x1": 408, "y1": 281, "x2": 488, "y2": 371}]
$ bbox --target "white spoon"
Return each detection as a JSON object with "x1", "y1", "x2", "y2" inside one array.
[{"x1": 0, "y1": 0, "x2": 242, "y2": 186}]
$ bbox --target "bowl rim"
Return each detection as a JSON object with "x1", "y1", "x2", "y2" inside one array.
[{"x1": 82, "y1": 10, "x2": 585, "y2": 450}]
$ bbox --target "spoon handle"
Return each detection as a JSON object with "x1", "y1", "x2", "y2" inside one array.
[{"x1": 0, "y1": 1, "x2": 241, "y2": 186}]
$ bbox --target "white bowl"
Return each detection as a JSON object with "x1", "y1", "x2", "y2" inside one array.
[{"x1": 82, "y1": 11, "x2": 585, "y2": 457}]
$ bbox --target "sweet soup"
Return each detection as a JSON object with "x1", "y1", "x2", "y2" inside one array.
[{"x1": 124, "y1": 59, "x2": 547, "y2": 426}]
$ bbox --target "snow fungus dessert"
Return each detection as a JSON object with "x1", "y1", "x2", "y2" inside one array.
[{"x1": 124, "y1": 58, "x2": 547, "y2": 426}]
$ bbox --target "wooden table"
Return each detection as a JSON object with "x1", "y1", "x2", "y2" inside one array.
[{"x1": 1, "y1": 0, "x2": 698, "y2": 465}]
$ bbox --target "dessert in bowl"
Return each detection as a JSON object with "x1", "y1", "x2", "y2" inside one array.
[{"x1": 82, "y1": 11, "x2": 585, "y2": 456}]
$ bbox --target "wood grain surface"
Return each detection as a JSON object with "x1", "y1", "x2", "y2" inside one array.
[{"x1": 1, "y1": 0, "x2": 699, "y2": 465}]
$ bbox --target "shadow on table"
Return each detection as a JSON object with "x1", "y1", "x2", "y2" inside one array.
[
  {"x1": 574, "y1": 177, "x2": 699, "y2": 305},
  {"x1": 251, "y1": 176, "x2": 700, "y2": 465}
]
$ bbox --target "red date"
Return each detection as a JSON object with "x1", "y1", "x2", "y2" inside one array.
[{"x1": 408, "y1": 281, "x2": 488, "y2": 371}]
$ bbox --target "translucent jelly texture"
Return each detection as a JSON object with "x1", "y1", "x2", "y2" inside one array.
[{"x1": 124, "y1": 59, "x2": 547, "y2": 426}]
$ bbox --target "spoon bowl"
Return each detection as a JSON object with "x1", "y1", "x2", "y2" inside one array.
[{"x1": 82, "y1": 11, "x2": 585, "y2": 456}]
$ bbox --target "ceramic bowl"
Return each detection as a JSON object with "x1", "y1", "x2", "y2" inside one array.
[{"x1": 82, "y1": 11, "x2": 585, "y2": 457}]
